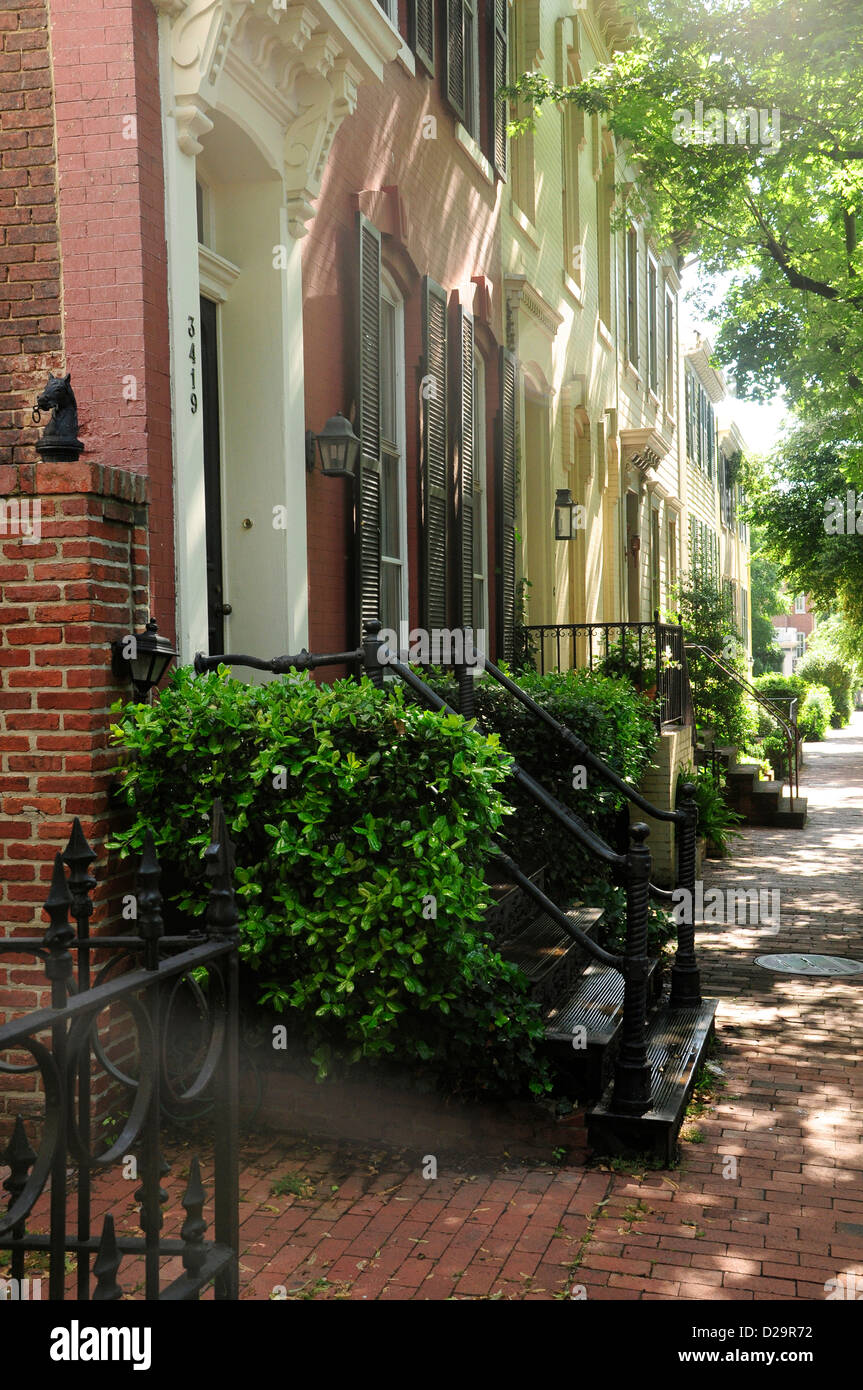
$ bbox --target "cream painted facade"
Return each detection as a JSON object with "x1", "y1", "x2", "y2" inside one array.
[
  {"x1": 153, "y1": 0, "x2": 403, "y2": 664},
  {"x1": 504, "y1": 0, "x2": 684, "y2": 671},
  {"x1": 683, "y1": 338, "x2": 752, "y2": 665}
]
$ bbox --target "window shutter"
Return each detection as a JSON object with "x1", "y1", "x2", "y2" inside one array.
[
  {"x1": 445, "y1": 0, "x2": 467, "y2": 121},
  {"x1": 453, "y1": 306, "x2": 475, "y2": 629},
  {"x1": 489, "y1": 0, "x2": 508, "y2": 177},
  {"x1": 411, "y1": 0, "x2": 435, "y2": 76},
  {"x1": 496, "y1": 345, "x2": 517, "y2": 662},
  {"x1": 356, "y1": 213, "x2": 382, "y2": 641},
  {"x1": 421, "y1": 276, "x2": 449, "y2": 630}
]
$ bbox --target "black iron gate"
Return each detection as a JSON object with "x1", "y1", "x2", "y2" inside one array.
[{"x1": 0, "y1": 800, "x2": 239, "y2": 1300}]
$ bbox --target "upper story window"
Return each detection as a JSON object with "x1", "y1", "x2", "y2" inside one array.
[
  {"x1": 625, "y1": 224, "x2": 639, "y2": 367},
  {"x1": 376, "y1": 0, "x2": 398, "y2": 23},
  {"x1": 794, "y1": 593, "x2": 806, "y2": 614},
  {"x1": 379, "y1": 281, "x2": 408, "y2": 643},
  {"x1": 509, "y1": 3, "x2": 536, "y2": 220},
  {"x1": 646, "y1": 253, "x2": 659, "y2": 394},
  {"x1": 561, "y1": 59, "x2": 583, "y2": 289},
  {"x1": 664, "y1": 289, "x2": 675, "y2": 414},
  {"x1": 685, "y1": 366, "x2": 717, "y2": 480}
]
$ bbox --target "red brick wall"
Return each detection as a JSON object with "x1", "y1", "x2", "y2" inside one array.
[
  {"x1": 303, "y1": 26, "x2": 504, "y2": 656},
  {"x1": 47, "y1": 0, "x2": 174, "y2": 638},
  {"x1": 0, "y1": 0, "x2": 63, "y2": 468},
  {"x1": 0, "y1": 460, "x2": 149, "y2": 1114}
]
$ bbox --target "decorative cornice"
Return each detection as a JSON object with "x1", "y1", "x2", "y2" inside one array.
[
  {"x1": 619, "y1": 425, "x2": 673, "y2": 473},
  {"x1": 157, "y1": 0, "x2": 398, "y2": 235},
  {"x1": 662, "y1": 261, "x2": 681, "y2": 295},
  {"x1": 504, "y1": 274, "x2": 564, "y2": 340}
]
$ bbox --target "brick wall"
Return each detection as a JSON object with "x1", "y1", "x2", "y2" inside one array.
[
  {"x1": 47, "y1": 0, "x2": 174, "y2": 638},
  {"x1": 303, "y1": 23, "x2": 504, "y2": 655},
  {"x1": 0, "y1": 459, "x2": 148, "y2": 1118},
  {"x1": 0, "y1": 0, "x2": 62, "y2": 468}
]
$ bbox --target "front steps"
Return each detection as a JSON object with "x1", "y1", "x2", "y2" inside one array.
[
  {"x1": 485, "y1": 865, "x2": 717, "y2": 1160},
  {"x1": 696, "y1": 740, "x2": 808, "y2": 829},
  {"x1": 586, "y1": 1000, "x2": 718, "y2": 1164}
]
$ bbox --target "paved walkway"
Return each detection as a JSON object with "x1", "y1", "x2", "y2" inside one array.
[{"x1": 13, "y1": 718, "x2": 863, "y2": 1300}]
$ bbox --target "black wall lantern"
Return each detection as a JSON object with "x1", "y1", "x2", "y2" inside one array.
[
  {"x1": 111, "y1": 617, "x2": 178, "y2": 701},
  {"x1": 554, "y1": 488, "x2": 575, "y2": 541},
  {"x1": 305, "y1": 412, "x2": 362, "y2": 479}
]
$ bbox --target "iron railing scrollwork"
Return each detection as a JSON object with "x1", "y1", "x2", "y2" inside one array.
[{"x1": 0, "y1": 801, "x2": 239, "y2": 1301}]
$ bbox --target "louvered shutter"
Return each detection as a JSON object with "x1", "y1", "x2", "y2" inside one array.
[
  {"x1": 454, "y1": 306, "x2": 475, "y2": 629},
  {"x1": 411, "y1": 0, "x2": 435, "y2": 75},
  {"x1": 489, "y1": 0, "x2": 508, "y2": 177},
  {"x1": 445, "y1": 0, "x2": 467, "y2": 121},
  {"x1": 496, "y1": 345, "x2": 517, "y2": 662},
  {"x1": 356, "y1": 213, "x2": 382, "y2": 641},
  {"x1": 421, "y1": 277, "x2": 449, "y2": 630}
]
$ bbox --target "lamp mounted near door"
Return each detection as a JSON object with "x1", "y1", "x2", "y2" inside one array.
[
  {"x1": 306, "y1": 412, "x2": 362, "y2": 479},
  {"x1": 554, "y1": 488, "x2": 575, "y2": 541}
]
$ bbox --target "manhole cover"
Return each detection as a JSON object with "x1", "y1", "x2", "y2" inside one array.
[{"x1": 755, "y1": 953, "x2": 863, "y2": 976}]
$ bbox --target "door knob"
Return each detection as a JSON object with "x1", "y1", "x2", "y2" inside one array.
[{"x1": 215, "y1": 602, "x2": 232, "y2": 617}]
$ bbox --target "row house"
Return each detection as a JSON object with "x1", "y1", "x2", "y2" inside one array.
[
  {"x1": 772, "y1": 594, "x2": 815, "y2": 675},
  {"x1": 682, "y1": 337, "x2": 752, "y2": 663},
  {"x1": 0, "y1": 0, "x2": 751, "y2": 989}
]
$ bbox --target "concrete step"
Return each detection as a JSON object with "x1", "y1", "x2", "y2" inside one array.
[{"x1": 772, "y1": 796, "x2": 808, "y2": 828}]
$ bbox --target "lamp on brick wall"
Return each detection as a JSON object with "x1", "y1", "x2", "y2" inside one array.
[
  {"x1": 306, "y1": 412, "x2": 362, "y2": 479},
  {"x1": 111, "y1": 617, "x2": 178, "y2": 701}
]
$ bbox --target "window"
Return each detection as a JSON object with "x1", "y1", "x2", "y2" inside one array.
[
  {"x1": 376, "y1": 0, "x2": 397, "y2": 22},
  {"x1": 651, "y1": 508, "x2": 661, "y2": 616},
  {"x1": 794, "y1": 593, "x2": 806, "y2": 614},
  {"x1": 510, "y1": 6, "x2": 536, "y2": 220},
  {"x1": 472, "y1": 350, "x2": 488, "y2": 637},
  {"x1": 795, "y1": 630, "x2": 806, "y2": 659},
  {"x1": 667, "y1": 517, "x2": 677, "y2": 598},
  {"x1": 664, "y1": 290, "x2": 675, "y2": 414},
  {"x1": 379, "y1": 284, "x2": 407, "y2": 643},
  {"x1": 596, "y1": 123, "x2": 613, "y2": 329},
  {"x1": 647, "y1": 254, "x2": 658, "y2": 394},
  {"x1": 625, "y1": 225, "x2": 639, "y2": 367},
  {"x1": 562, "y1": 71, "x2": 583, "y2": 287},
  {"x1": 685, "y1": 366, "x2": 717, "y2": 477},
  {"x1": 741, "y1": 587, "x2": 749, "y2": 646}
]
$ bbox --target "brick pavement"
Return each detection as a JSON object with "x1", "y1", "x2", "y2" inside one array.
[{"x1": 12, "y1": 717, "x2": 863, "y2": 1300}]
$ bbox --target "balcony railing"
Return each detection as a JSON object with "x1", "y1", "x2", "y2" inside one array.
[{"x1": 517, "y1": 614, "x2": 695, "y2": 739}]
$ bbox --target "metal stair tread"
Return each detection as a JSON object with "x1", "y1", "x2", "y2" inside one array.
[
  {"x1": 544, "y1": 957, "x2": 662, "y2": 1043},
  {"x1": 587, "y1": 999, "x2": 718, "y2": 1158},
  {"x1": 500, "y1": 906, "x2": 603, "y2": 982}
]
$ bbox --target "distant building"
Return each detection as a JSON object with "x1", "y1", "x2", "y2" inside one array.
[{"x1": 772, "y1": 595, "x2": 815, "y2": 675}]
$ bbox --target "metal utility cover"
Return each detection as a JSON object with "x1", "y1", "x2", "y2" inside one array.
[{"x1": 755, "y1": 953, "x2": 863, "y2": 977}]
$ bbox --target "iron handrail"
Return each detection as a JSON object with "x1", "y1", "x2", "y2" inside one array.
[
  {"x1": 685, "y1": 643, "x2": 800, "y2": 801},
  {"x1": 193, "y1": 620, "x2": 707, "y2": 1118}
]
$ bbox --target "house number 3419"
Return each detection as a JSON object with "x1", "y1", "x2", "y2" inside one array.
[{"x1": 188, "y1": 315, "x2": 198, "y2": 414}]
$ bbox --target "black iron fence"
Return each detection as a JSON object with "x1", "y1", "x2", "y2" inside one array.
[
  {"x1": 517, "y1": 615, "x2": 695, "y2": 739},
  {"x1": 0, "y1": 802, "x2": 239, "y2": 1301}
]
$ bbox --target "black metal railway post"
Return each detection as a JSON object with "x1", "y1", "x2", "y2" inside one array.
[
  {"x1": 611, "y1": 823, "x2": 654, "y2": 1116},
  {"x1": 44, "y1": 852, "x2": 74, "y2": 1300},
  {"x1": 669, "y1": 781, "x2": 702, "y2": 1008},
  {"x1": 362, "y1": 618, "x2": 386, "y2": 687},
  {"x1": 208, "y1": 799, "x2": 240, "y2": 1300},
  {"x1": 63, "y1": 818, "x2": 96, "y2": 1300},
  {"x1": 137, "y1": 831, "x2": 164, "y2": 1299}
]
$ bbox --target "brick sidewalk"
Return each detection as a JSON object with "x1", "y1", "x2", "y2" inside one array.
[{"x1": 22, "y1": 717, "x2": 863, "y2": 1300}]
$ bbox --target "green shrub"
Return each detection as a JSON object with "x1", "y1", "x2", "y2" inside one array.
[
  {"x1": 675, "y1": 576, "x2": 756, "y2": 748},
  {"x1": 795, "y1": 653, "x2": 853, "y2": 727},
  {"x1": 109, "y1": 665, "x2": 553, "y2": 1100},
  {"x1": 676, "y1": 766, "x2": 743, "y2": 857},
  {"x1": 797, "y1": 684, "x2": 833, "y2": 741},
  {"x1": 420, "y1": 665, "x2": 659, "y2": 899}
]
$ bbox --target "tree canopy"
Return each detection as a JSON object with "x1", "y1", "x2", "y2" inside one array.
[{"x1": 506, "y1": 0, "x2": 863, "y2": 428}]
